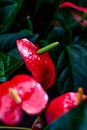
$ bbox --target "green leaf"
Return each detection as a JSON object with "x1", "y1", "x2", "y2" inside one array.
[
  {"x1": 0, "y1": 0, "x2": 23, "y2": 34},
  {"x1": 38, "y1": 40, "x2": 49, "y2": 48},
  {"x1": 18, "y1": 17, "x2": 33, "y2": 32},
  {"x1": 47, "y1": 27, "x2": 65, "y2": 63},
  {"x1": 55, "y1": 33, "x2": 87, "y2": 94},
  {"x1": 44, "y1": 99, "x2": 87, "y2": 130},
  {"x1": 0, "y1": 29, "x2": 39, "y2": 52},
  {"x1": 55, "y1": 8, "x2": 77, "y2": 31},
  {"x1": 44, "y1": 0, "x2": 57, "y2": 5},
  {"x1": 0, "y1": 52, "x2": 22, "y2": 82},
  {"x1": 47, "y1": 27, "x2": 65, "y2": 44}
]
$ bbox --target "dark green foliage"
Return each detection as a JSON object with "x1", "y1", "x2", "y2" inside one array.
[
  {"x1": 44, "y1": 99, "x2": 87, "y2": 130},
  {"x1": 0, "y1": 0, "x2": 23, "y2": 34},
  {"x1": 0, "y1": 52, "x2": 21, "y2": 82},
  {"x1": 0, "y1": 0, "x2": 87, "y2": 129},
  {"x1": 0, "y1": 30, "x2": 38, "y2": 52}
]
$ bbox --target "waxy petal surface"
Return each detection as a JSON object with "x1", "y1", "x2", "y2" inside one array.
[
  {"x1": 46, "y1": 92, "x2": 86, "y2": 123},
  {"x1": 0, "y1": 74, "x2": 48, "y2": 125},
  {"x1": 11, "y1": 75, "x2": 49, "y2": 114},
  {"x1": 16, "y1": 38, "x2": 55, "y2": 89},
  {"x1": 0, "y1": 93, "x2": 22, "y2": 125}
]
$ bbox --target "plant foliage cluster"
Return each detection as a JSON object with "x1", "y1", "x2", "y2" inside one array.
[{"x1": 1, "y1": 0, "x2": 87, "y2": 129}]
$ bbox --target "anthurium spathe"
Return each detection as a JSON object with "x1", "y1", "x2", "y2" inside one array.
[
  {"x1": 59, "y1": 2, "x2": 87, "y2": 13},
  {"x1": 45, "y1": 88, "x2": 86, "y2": 123},
  {"x1": 16, "y1": 38, "x2": 56, "y2": 89},
  {"x1": 0, "y1": 74, "x2": 48, "y2": 125}
]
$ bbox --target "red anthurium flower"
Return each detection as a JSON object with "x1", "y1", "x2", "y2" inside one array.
[
  {"x1": 0, "y1": 74, "x2": 48, "y2": 125},
  {"x1": 16, "y1": 38, "x2": 56, "y2": 89},
  {"x1": 59, "y1": 2, "x2": 87, "y2": 13},
  {"x1": 45, "y1": 88, "x2": 86, "y2": 123}
]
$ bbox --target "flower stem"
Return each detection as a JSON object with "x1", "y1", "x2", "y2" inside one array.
[
  {"x1": 37, "y1": 42, "x2": 59, "y2": 54},
  {"x1": 45, "y1": 0, "x2": 63, "y2": 36},
  {"x1": 32, "y1": 0, "x2": 42, "y2": 20},
  {"x1": 0, "y1": 126, "x2": 31, "y2": 130},
  {"x1": 8, "y1": 61, "x2": 24, "y2": 76}
]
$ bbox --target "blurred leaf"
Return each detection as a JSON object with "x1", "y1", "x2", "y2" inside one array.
[
  {"x1": 44, "y1": 99, "x2": 87, "y2": 130},
  {"x1": 0, "y1": 29, "x2": 39, "y2": 52},
  {"x1": 56, "y1": 33, "x2": 87, "y2": 94},
  {"x1": 44, "y1": 0, "x2": 57, "y2": 5},
  {"x1": 46, "y1": 27, "x2": 67, "y2": 65},
  {"x1": 54, "y1": 8, "x2": 77, "y2": 31},
  {"x1": 47, "y1": 27, "x2": 65, "y2": 44},
  {"x1": 0, "y1": 0, "x2": 23, "y2": 34},
  {"x1": 38, "y1": 40, "x2": 49, "y2": 48},
  {"x1": 18, "y1": 17, "x2": 33, "y2": 32},
  {"x1": 0, "y1": 52, "x2": 22, "y2": 82},
  {"x1": 79, "y1": 0, "x2": 87, "y2": 7}
]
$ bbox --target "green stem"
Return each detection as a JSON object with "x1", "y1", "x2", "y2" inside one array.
[
  {"x1": 32, "y1": 0, "x2": 42, "y2": 20},
  {"x1": 45, "y1": 0, "x2": 64, "y2": 36},
  {"x1": 26, "y1": 17, "x2": 33, "y2": 32},
  {"x1": 0, "y1": 126, "x2": 31, "y2": 130},
  {"x1": 8, "y1": 61, "x2": 24, "y2": 76},
  {"x1": 37, "y1": 42, "x2": 59, "y2": 54},
  {"x1": 67, "y1": 21, "x2": 79, "y2": 30}
]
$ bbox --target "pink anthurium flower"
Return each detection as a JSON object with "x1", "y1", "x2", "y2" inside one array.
[
  {"x1": 45, "y1": 88, "x2": 87, "y2": 123},
  {"x1": 0, "y1": 74, "x2": 48, "y2": 125},
  {"x1": 16, "y1": 38, "x2": 56, "y2": 89},
  {"x1": 71, "y1": 11, "x2": 87, "y2": 27}
]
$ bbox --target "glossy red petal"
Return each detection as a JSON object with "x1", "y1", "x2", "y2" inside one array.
[
  {"x1": 0, "y1": 80, "x2": 10, "y2": 97},
  {"x1": 11, "y1": 75, "x2": 48, "y2": 114},
  {"x1": 0, "y1": 80, "x2": 22, "y2": 125},
  {"x1": 40, "y1": 52, "x2": 55, "y2": 89},
  {"x1": 22, "y1": 83, "x2": 48, "y2": 115},
  {"x1": 45, "y1": 92, "x2": 86, "y2": 123},
  {"x1": 60, "y1": 2, "x2": 87, "y2": 13},
  {"x1": 0, "y1": 93, "x2": 22, "y2": 125},
  {"x1": 16, "y1": 39, "x2": 55, "y2": 89}
]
